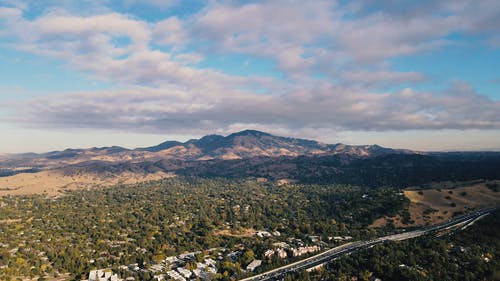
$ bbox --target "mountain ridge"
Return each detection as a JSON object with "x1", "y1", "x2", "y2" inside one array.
[
  {"x1": 136, "y1": 129, "x2": 410, "y2": 161},
  {"x1": 1, "y1": 130, "x2": 499, "y2": 194},
  {"x1": 1, "y1": 130, "x2": 411, "y2": 161},
  {"x1": 0, "y1": 129, "x2": 412, "y2": 175}
]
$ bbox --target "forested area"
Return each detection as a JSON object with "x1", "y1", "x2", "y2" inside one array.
[
  {"x1": 0, "y1": 177, "x2": 406, "y2": 280},
  {"x1": 175, "y1": 153, "x2": 500, "y2": 187},
  {"x1": 290, "y1": 209, "x2": 500, "y2": 281}
]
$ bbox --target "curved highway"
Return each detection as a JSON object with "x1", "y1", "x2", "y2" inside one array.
[{"x1": 240, "y1": 208, "x2": 495, "y2": 281}]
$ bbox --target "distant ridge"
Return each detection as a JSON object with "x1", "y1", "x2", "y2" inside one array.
[
  {"x1": 1, "y1": 130, "x2": 500, "y2": 191},
  {"x1": 0, "y1": 129, "x2": 411, "y2": 166},
  {"x1": 136, "y1": 129, "x2": 408, "y2": 160}
]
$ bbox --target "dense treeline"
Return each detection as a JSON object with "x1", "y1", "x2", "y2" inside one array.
[
  {"x1": 0, "y1": 177, "x2": 406, "y2": 280},
  {"x1": 174, "y1": 153, "x2": 500, "y2": 186},
  {"x1": 288, "y1": 209, "x2": 500, "y2": 281}
]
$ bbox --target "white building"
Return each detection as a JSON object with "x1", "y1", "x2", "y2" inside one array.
[
  {"x1": 153, "y1": 274, "x2": 165, "y2": 281},
  {"x1": 255, "y1": 230, "x2": 272, "y2": 238},
  {"x1": 150, "y1": 263, "x2": 164, "y2": 272},
  {"x1": 204, "y1": 258, "x2": 217, "y2": 267},
  {"x1": 193, "y1": 269, "x2": 207, "y2": 279},
  {"x1": 264, "y1": 249, "x2": 274, "y2": 258},
  {"x1": 87, "y1": 269, "x2": 122, "y2": 281},
  {"x1": 177, "y1": 267, "x2": 192, "y2": 279},
  {"x1": 246, "y1": 259, "x2": 262, "y2": 272},
  {"x1": 167, "y1": 270, "x2": 186, "y2": 281},
  {"x1": 291, "y1": 246, "x2": 320, "y2": 257},
  {"x1": 276, "y1": 248, "x2": 288, "y2": 259}
]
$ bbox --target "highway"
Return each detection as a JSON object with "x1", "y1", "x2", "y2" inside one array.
[{"x1": 240, "y1": 208, "x2": 495, "y2": 281}]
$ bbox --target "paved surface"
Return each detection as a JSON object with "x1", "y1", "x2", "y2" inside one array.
[{"x1": 240, "y1": 208, "x2": 495, "y2": 281}]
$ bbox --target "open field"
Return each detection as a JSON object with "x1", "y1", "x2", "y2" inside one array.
[
  {"x1": 213, "y1": 228, "x2": 257, "y2": 238},
  {"x1": 0, "y1": 170, "x2": 173, "y2": 196},
  {"x1": 371, "y1": 180, "x2": 500, "y2": 227}
]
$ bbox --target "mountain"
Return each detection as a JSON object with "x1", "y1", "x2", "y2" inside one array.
[
  {"x1": 0, "y1": 130, "x2": 406, "y2": 172},
  {"x1": 1, "y1": 130, "x2": 500, "y2": 195},
  {"x1": 0, "y1": 129, "x2": 412, "y2": 180},
  {"x1": 171, "y1": 151, "x2": 500, "y2": 187},
  {"x1": 137, "y1": 129, "x2": 408, "y2": 161},
  {"x1": 138, "y1": 141, "x2": 183, "y2": 152}
]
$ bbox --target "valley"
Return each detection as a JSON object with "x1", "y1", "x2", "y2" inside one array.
[
  {"x1": 0, "y1": 130, "x2": 499, "y2": 281},
  {"x1": 2, "y1": 1, "x2": 500, "y2": 280}
]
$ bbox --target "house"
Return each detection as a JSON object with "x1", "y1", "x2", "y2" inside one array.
[
  {"x1": 87, "y1": 269, "x2": 122, "y2": 281},
  {"x1": 206, "y1": 266, "x2": 217, "y2": 274},
  {"x1": 150, "y1": 263, "x2": 164, "y2": 272},
  {"x1": 332, "y1": 236, "x2": 352, "y2": 242},
  {"x1": 164, "y1": 256, "x2": 179, "y2": 264},
  {"x1": 193, "y1": 268, "x2": 213, "y2": 280},
  {"x1": 291, "y1": 246, "x2": 320, "y2": 257},
  {"x1": 308, "y1": 235, "x2": 319, "y2": 243},
  {"x1": 204, "y1": 258, "x2": 217, "y2": 267},
  {"x1": 153, "y1": 274, "x2": 165, "y2": 281},
  {"x1": 193, "y1": 269, "x2": 205, "y2": 279},
  {"x1": 127, "y1": 263, "x2": 139, "y2": 271},
  {"x1": 264, "y1": 249, "x2": 274, "y2": 258},
  {"x1": 255, "y1": 230, "x2": 272, "y2": 238},
  {"x1": 246, "y1": 259, "x2": 262, "y2": 272},
  {"x1": 167, "y1": 270, "x2": 186, "y2": 281},
  {"x1": 272, "y1": 242, "x2": 288, "y2": 248},
  {"x1": 177, "y1": 267, "x2": 192, "y2": 279},
  {"x1": 178, "y1": 251, "x2": 200, "y2": 260},
  {"x1": 276, "y1": 248, "x2": 288, "y2": 259}
]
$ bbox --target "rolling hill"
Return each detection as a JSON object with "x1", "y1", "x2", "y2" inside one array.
[{"x1": 0, "y1": 130, "x2": 499, "y2": 195}]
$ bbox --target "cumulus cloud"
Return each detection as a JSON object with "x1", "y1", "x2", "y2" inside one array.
[
  {"x1": 0, "y1": 0, "x2": 499, "y2": 137},
  {"x1": 341, "y1": 70, "x2": 426, "y2": 88},
  {"x1": 122, "y1": 0, "x2": 180, "y2": 9},
  {"x1": 0, "y1": 7, "x2": 151, "y2": 60},
  {"x1": 153, "y1": 17, "x2": 189, "y2": 46},
  {"x1": 192, "y1": 0, "x2": 337, "y2": 76},
  {"x1": 335, "y1": 14, "x2": 456, "y2": 62},
  {"x1": 0, "y1": 6, "x2": 275, "y2": 92},
  {"x1": 7, "y1": 81, "x2": 499, "y2": 136}
]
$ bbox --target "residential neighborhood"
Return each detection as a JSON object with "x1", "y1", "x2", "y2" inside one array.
[{"x1": 83, "y1": 229, "x2": 329, "y2": 281}]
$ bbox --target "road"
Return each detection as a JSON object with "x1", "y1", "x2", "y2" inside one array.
[{"x1": 240, "y1": 208, "x2": 495, "y2": 281}]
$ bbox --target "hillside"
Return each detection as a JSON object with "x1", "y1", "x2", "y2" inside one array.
[
  {"x1": 0, "y1": 129, "x2": 407, "y2": 172},
  {"x1": 0, "y1": 130, "x2": 499, "y2": 195}
]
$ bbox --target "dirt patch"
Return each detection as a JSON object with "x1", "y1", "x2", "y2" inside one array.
[
  {"x1": 0, "y1": 170, "x2": 174, "y2": 196},
  {"x1": 213, "y1": 228, "x2": 256, "y2": 238},
  {"x1": 15, "y1": 273, "x2": 71, "y2": 281},
  {"x1": 0, "y1": 218, "x2": 22, "y2": 224},
  {"x1": 371, "y1": 180, "x2": 500, "y2": 228}
]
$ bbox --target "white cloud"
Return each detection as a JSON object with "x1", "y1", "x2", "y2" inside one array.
[
  {"x1": 0, "y1": 0, "x2": 499, "y2": 141},
  {"x1": 153, "y1": 17, "x2": 189, "y2": 46},
  {"x1": 0, "y1": 7, "x2": 275, "y2": 92},
  {"x1": 193, "y1": 0, "x2": 338, "y2": 76},
  {"x1": 335, "y1": 13, "x2": 457, "y2": 62},
  {"x1": 122, "y1": 0, "x2": 180, "y2": 9},
  {"x1": 341, "y1": 70, "x2": 426, "y2": 87},
  {"x1": 5, "y1": 80, "x2": 499, "y2": 136}
]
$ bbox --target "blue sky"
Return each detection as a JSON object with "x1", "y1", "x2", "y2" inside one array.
[{"x1": 1, "y1": 0, "x2": 500, "y2": 153}]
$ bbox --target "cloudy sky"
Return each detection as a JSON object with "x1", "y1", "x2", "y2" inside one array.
[{"x1": 1, "y1": 0, "x2": 500, "y2": 153}]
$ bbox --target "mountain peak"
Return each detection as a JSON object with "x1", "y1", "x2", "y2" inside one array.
[
  {"x1": 227, "y1": 129, "x2": 272, "y2": 138},
  {"x1": 136, "y1": 129, "x2": 407, "y2": 160},
  {"x1": 198, "y1": 134, "x2": 224, "y2": 141}
]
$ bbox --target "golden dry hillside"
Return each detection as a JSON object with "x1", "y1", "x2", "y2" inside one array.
[
  {"x1": 371, "y1": 180, "x2": 500, "y2": 228},
  {"x1": 0, "y1": 170, "x2": 173, "y2": 196}
]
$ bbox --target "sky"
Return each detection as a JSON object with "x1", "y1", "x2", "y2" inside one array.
[{"x1": 1, "y1": 0, "x2": 500, "y2": 153}]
